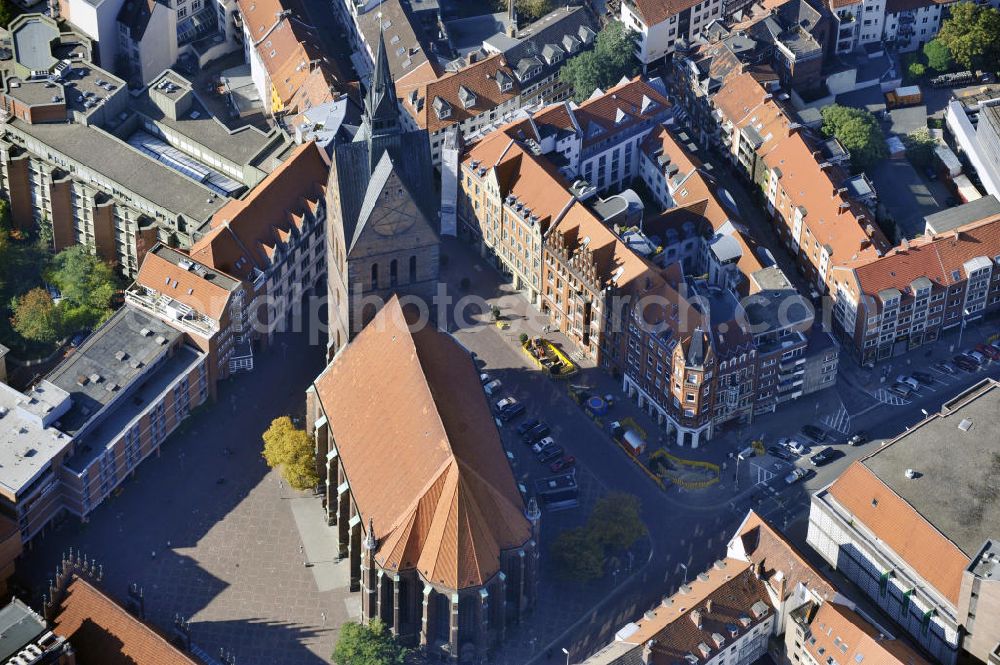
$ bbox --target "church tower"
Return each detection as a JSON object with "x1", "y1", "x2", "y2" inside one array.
[{"x1": 324, "y1": 31, "x2": 440, "y2": 360}]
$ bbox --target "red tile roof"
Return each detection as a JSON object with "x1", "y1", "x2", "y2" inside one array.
[
  {"x1": 848, "y1": 213, "x2": 1000, "y2": 297},
  {"x1": 806, "y1": 602, "x2": 930, "y2": 665},
  {"x1": 312, "y1": 297, "x2": 531, "y2": 590},
  {"x1": 827, "y1": 461, "x2": 971, "y2": 605},
  {"x1": 52, "y1": 576, "x2": 198, "y2": 665},
  {"x1": 189, "y1": 141, "x2": 329, "y2": 280},
  {"x1": 630, "y1": 0, "x2": 703, "y2": 26},
  {"x1": 135, "y1": 247, "x2": 237, "y2": 321},
  {"x1": 405, "y1": 54, "x2": 519, "y2": 133}
]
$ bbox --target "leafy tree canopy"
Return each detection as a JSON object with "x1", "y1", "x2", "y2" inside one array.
[
  {"x1": 936, "y1": 2, "x2": 1000, "y2": 70},
  {"x1": 922, "y1": 39, "x2": 953, "y2": 73},
  {"x1": 262, "y1": 416, "x2": 320, "y2": 490},
  {"x1": 559, "y1": 21, "x2": 639, "y2": 102},
  {"x1": 820, "y1": 104, "x2": 887, "y2": 171},
  {"x1": 515, "y1": 0, "x2": 551, "y2": 22},
  {"x1": 333, "y1": 620, "x2": 408, "y2": 665},
  {"x1": 47, "y1": 245, "x2": 118, "y2": 329},
  {"x1": 588, "y1": 492, "x2": 647, "y2": 551},
  {"x1": 550, "y1": 526, "x2": 605, "y2": 581},
  {"x1": 12, "y1": 288, "x2": 60, "y2": 344}
]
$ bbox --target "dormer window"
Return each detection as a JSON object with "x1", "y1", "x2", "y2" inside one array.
[
  {"x1": 496, "y1": 70, "x2": 513, "y2": 93},
  {"x1": 542, "y1": 44, "x2": 564, "y2": 65},
  {"x1": 458, "y1": 85, "x2": 476, "y2": 109},
  {"x1": 433, "y1": 96, "x2": 452, "y2": 120}
]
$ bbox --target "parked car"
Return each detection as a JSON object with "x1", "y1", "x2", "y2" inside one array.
[
  {"x1": 896, "y1": 375, "x2": 920, "y2": 391},
  {"x1": 767, "y1": 445, "x2": 792, "y2": 461},
  {"x1": 495, "y1": 397, "x2": 525, "y2": 421},
  {"x1": 976, "y1": 343, "x2": 1000, "y2": 361},
  {"x1": 809, "y1": 447, "x2": 835, "y2": 466},
  {"x1": 889, "y1": 382, "x2": 913, "y2": 398},
  {"x1": 549, "y1": 456, "x2": 576, "y2": 473},
  {"x1": 522, "y1": 423, "x2": 551, "y2": 445},
  {"x1": 968, "y1": 350, "x2": 988, "y2": 365},
  {"x1": 911, "y1": 371, "x2": 935, "y2": 385},
  {"x1": 778, "y1": 437, "x2": 807, "y2": 455},
  {"x1": 537, "y1": 445, "x2": 565, "y2": 464},
  {"x1": 483, "y1": 379, "x2": 503, "y2": 396},
  {"x1": 531, "y1": 436, "x2": 555, "y2": 454},
  {"x1": 479, "y1": 373, "x2": 492, "y2": 385},
  {"x1": 800, "y1": 425, "x2": 827, "y2": 443},
  {"x1": 785, "y1": 468, "x2": 808, "y2": 485},
  {"x1": 848, "y1": 431, "x2": 868, "y2": 446},
  {"x1": 934, "y1": 360, "x2": 957, "y2": 374},
  {"x1": 953, "y1": 354, "x2": 978, "y2": 371},
  {"x1": 516, "y1": 419, "x2": 540, "y2": 437}
]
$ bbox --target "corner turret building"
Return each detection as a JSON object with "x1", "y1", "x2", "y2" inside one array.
[{"x1": 325, "y1": 30, "x2": 440, "y2": 357}]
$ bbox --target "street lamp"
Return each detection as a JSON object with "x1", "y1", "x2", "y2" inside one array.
[
  {"x1": 957, "y1": 308, "x2": 970, "y2": 349},
  {"x1": 562, "y1": 647, "x2": 570, "y2": 665}
]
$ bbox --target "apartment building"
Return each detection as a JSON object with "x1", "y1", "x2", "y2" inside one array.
[
  {"x1": 622, "y1": 124, "x2": 834, "y2": 446},
  {"x1": 947, "y1": 97, "x2": 1000, "y2": 201},
  {"x1": 785, "y1": 601, "x2": 930, "y2": 665},
  {"x1": 809, "y1": 379, "x2": 1000, "y2": 664},
  {"x1": 0, "y1": 23, "x2": 289, "y2": 274},
  {"x1": 830, "y1": 204, "x2": 1000, "y2": 363},
  {"x1": 128, "y1": 243, "x2": 252, "y2": 381},
  {"x1": 189, "y1": 140, "x2": 330, "y2": 343},
  {"x1": 581, "y1": 511, "x2": 922, "y2": 665},
  {"x1": 621, "y1": 0, "x2": 727, "y2": 66},
  {"x1": 115, "y1": 0, "x2": 178, "y2": 86},
  {"x1": 46, "y1": 307, "x2": 210, "y2": 519},
  {"x1": 237, "y1": 0, "x2": 343, "y2": 118},
  {"x1": 400, "y1": 7, "x2": 597, "y2": 166},
  {"x1": 829, "y1": 0, "x2": 957, "y2": 53}
]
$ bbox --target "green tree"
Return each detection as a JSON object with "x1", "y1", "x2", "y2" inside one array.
[
  {"x1": 922, "y1": 39, "x2": 953, "y2": 73},
  {"x1": 47, "y1": 245, "x2": 117, "y2": 330},
  {"x1": 36, "y1": 215, "x2": 54, "y2": 251},
  {"x1": 903, "y1": 128, "x2": 937, "y2": 168},
  {"x1": 262, "y1": 416, "x2": 319, "y2": 490},
  {"x1": 588, "y1": 492, "x2": 647, "y2": 552},
  {"x1": 559, "y1": 21, "x2": 639, "y2": 102},
  {"x1": 937, "y1": 2, "x2": 1000, "y2": 70},
  {"x1": 11, "y1": 287, "x2": 60, "y2": 344},
  {"x1": 907, "y1": 61, "x2": 926, "y2": 80},
  {"x1": 515, "y1": 0, "x2": 551, "y2": 21},
  {"x1": 551, "y1": 527, "x2": 605, "y2": 581},
  {"x1": 332, "y1": 619, "x2": 407, "y2": 665},
  {"x1": 0, "y1": 0, "x2": 16, "y2": 29},
  {"x1": 820, "y1": 104, "x2": 887, "y2": 171}
]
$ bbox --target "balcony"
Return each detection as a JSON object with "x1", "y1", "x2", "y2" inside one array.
[{"x1": 125, "y1": 288, "x2": 218, "y2": 337}]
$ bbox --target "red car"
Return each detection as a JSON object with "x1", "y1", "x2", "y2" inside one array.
[
  {"x1": 549, "y1": 456, "x2": 576, "y2": 473},
  {"x1": 976, "y1": 343, "x2": 1000, "y2": 361}
]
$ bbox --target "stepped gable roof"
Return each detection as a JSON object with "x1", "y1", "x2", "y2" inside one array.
[
  {"x1": 312, "y1": 297, "x2": 531, "y2": 589},
  {"x1": 52, "y1": 575, "x2": 198, "y2": 665},
  {"x1": 190, "y1": 142, "x2": 329, "y2": 279}
]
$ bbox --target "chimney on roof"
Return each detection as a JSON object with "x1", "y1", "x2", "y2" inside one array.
[
  {"x1": 754, "y1": 560, "x2": 764, "y2": 579},
  {"x1": 691, "y1": 608, "x2": 704, "y2": 629},
  {"x1": 468, "y1": 51, "x2": 478, "y2": 65},
  {"x1": 705, "y1": 599, "x2": 713, "y2": 614},
  {"x1": 642, "y1": 640, "x2": 656, "y2": 664},
  {"x1": 774, "y1": 569, "x2": 786, "y2": 602},
  {"x1": 901, "y1": 237, "x2": 910, "y2": 251}
]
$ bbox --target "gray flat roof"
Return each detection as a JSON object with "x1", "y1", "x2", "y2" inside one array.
[
  {"x1": 0, "y1": 381, "x2": 72, "y2": 497},
  {"x1": 5, "y1": 78, "x2": 65, "y2": 108},
  {"x1": 9, "y1": 118, "x2": 226, "y2": 221},
  {"x1": 63, "y1": 344, "x2": 203, "y2": 473},
  {"x1": 61, "y1": 62, "x2": 125, "y2": 115},
  {"x1": 924, "y1": 194, "x2": 1000, "y2": 234},
  {"x1": 45, "y1": 307, "x2": 182, "y2": 435},
  {"x1": 12, "y1": 17, "x2": 58, "y2": 72},
  {"x1": 134, "y1": 91, "x2": 285, "y2": 168},
  {"x1": 863, "y1": 379, "x2": 1000, "y2": 557},
  {"x1": 0, "y1": 599, "x2": 49, "y2": 661}
]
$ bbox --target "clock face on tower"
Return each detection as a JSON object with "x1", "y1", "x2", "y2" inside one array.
[{"x1": 371, "y1": 186, "x2": 416, "y2": 237}]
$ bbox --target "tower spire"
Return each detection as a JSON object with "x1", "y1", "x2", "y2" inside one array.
[{"x1": 365, "y1": 28, "x2": 400, "y2": 136}]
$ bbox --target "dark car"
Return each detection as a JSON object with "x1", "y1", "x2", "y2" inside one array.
[
  {"x1": 953, "y1": 354, "x2": 979, "y2": 372},
  {"x1": 516, "y1": 419, "x2": 540, "y2": 436},
  {"x1": 848, "y1": 431, "x2": 867, "y2": 446},
  {"x1": 522, "y1": 423, "x2": 551, "y2": 445},
  {"x1": 767, "y1": 445, "x2": 792, "y2": 461},
  {"x1": 495, "y1": 398, "x2": 525, "y2": 421},
  {"x1": 934, "y1": 360, "x2": 957, "y2": 374},
  {"x1": 800, "y1": 425, "x2": 827, "y2": 443},
  {"x1": 911, "y1": 371, "x2": 935, "y2": 385},
  {"x1": 537, "y1": 445, "x2": 565, "y2": 464},
  {"x1": 976, "y1": 343, "x2": 1000, "y2": 361},
  {"x1": 549, "y1": 456, "x2": 576, "y2": 473},
  {"x1": 810, "y1": 447, "x2": 835, "y2": 466}
]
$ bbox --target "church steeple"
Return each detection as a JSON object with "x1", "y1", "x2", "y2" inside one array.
[{"x1": 365, "y1": 30, "x2": 401, "y2": 137}]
